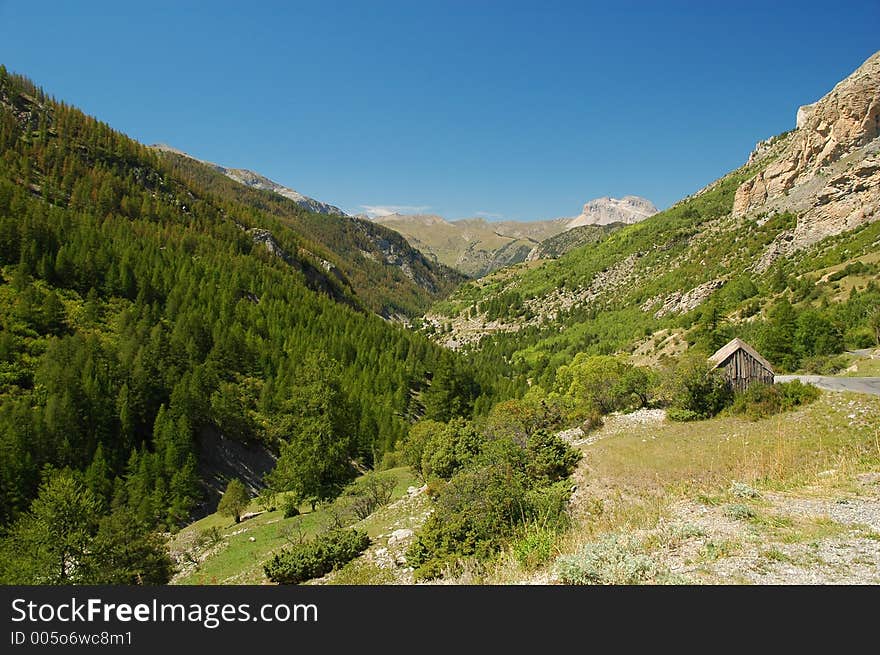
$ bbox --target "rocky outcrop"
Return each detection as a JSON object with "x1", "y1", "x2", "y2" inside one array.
[
  {"x1": 566, "y1": 196, "x2": 657, "y2": 228},
  {"x1": 526, "y1": 223, "x2": 621, "y2": 261},
  {"x1": 642, "y1": 278, "x2": 727, "y2": 318},
  {"x1": 733, "y1": 50, "x2": 880, "y2": 266}
]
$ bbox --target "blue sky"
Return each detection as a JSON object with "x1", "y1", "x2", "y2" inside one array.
[{"x1": 1, "y1": 1, "x2": 878, "y2": 220}]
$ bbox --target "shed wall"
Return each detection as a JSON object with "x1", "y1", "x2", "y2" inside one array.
[{"x1": 718, "y1": 349, "x2": 774, "y2": 392}]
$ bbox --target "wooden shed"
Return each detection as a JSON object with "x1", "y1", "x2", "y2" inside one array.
[{"x1": 708, "y1": 338, "x2": 774, "y2": 392}]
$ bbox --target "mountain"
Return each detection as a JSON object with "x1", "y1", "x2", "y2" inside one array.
[
  {"x1": 731, "y1": 49, "x2": 880, "y2": 268},
  {"x1": 566, "y1": 195, "x2": 658, "y2": 228},
  {"x1": 371, "y1": 213, "x2": 570, "y2": 277},
  {"x1": 370, "y1": 196, "x2": 656, "y2": 278},
  {"x1": 151, "y1": 143, "x2": 347, "y2": 217},
  {"x1": 524, "y1": 223, "x2": 621, "y2": 262},
  {"x1": 147, "y1": 148, "x2": 464, "y2": 319},
  {"x1": 0, "y1": 66, "x2": 477, "y2": 568},
  {"x1": 425, "y1": 50, "x2": 880, "y2": 383}
]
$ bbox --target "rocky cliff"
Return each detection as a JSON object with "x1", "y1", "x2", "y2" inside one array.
[
  {"x1": 566, "y1": 195, "x2": 658, "y2": 228},
  {"x1": 733, "y1": 50, "x2": 880, "y2": 266}
]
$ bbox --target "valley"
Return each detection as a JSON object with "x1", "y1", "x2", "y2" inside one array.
[{"x1": 0, "y1": 45, "x2": 878, "y2": 588}]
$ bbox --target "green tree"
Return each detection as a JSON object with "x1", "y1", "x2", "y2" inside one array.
[
  {"x1": 760, "y1": 299, "x2": 799, "y2": 371},
  {"x1": 422, "y1": 356, "x2": 479, "y2": 422},
  {"x1": 217, "y1": 478, "x2": 250, "y2": 523},
  {"x1": 265, "y1": 354, "x2": 357, "y2": 509},
  {"x1": 0, "y1": 469, "x2": 99, "y2": 583},
  {"x1": 869, "y1": 308, "x2": 880, "y2": 346},
  {"x1": 81, "y1": 510, "x2": 174, "y2": 584}
]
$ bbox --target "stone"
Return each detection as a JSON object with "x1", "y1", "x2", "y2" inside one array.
[
  {"x1": 387, "y1": 528, "x2": 414, "y2": 546},
  {"x1": 732, "y1": 50, "x2": 880, "y2": 268},
  {"x1": 566, "y1": 196, "x2": 658, "y2": 229}
]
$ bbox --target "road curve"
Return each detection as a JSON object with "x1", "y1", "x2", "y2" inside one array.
[{"x1": 775, "y1": 375, "x2": 880, "y2": 396}]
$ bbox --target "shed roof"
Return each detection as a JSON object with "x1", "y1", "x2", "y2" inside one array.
[{"x1": 708, "y1": 338, "x2": 774, "y2": 373}]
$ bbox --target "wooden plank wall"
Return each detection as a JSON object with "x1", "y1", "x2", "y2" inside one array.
[{"x1": 720, "y1": 349, "x2": 774, "y2": 393}]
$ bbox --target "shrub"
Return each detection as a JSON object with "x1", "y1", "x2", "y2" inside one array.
[
  {"x1": 554, "y1": 535, "x2": 662, "y2": 585},
  {"x1": 525, "y1": 430, "x2": 581, "y2": 484},
  {"x1": 800, "y1": 354, "x2": 849, "y2": 375},
  {"x1": 257, "y1": 488, "x2": 278, "y2": 513},
  {"x1": 723, "y1": 503, "x2": 757, "y2": 521},
  {"x1": 511, "y1": 526, "x2": 557, "y2": 570},
  {"x1": 378, "y1": 450, "x2": 401, "y2": 470},
  {"x1": 555, "y1": 354, "x2": 653, "y2": 414},
  {"x1": 419, "y1": 418, "x2": 481, "y2": 480},
  {"x1": 667, "y1": 408, "x2": 701, "y2": 422},
  {"x1": 400, "y1": 420, "x2": 444, "y2": 473},
  {"x1": 343, "y1": 471, "x2": 396, "y2": 520},
  {"x1": 729, "y1": 482, "x2": 761, "y2": 499},
  {"x1": 282, "y1": 495, "x2": 301, "y2": 518},
  {"x1": 483, "y1": 391, "x2": 573, "y2": 445},
  {"x1": 263, "y1": 528, "x2": 370, "y2": 584},
  {"x1": 663, "y1": 353, "x2": 732, "y2": 419},
  {"x1": 729, "y1": 381, "x2": 820, "y2": 421},
  {"x1": 196, "y1": 526, "x2": 222, "y2": 548}
]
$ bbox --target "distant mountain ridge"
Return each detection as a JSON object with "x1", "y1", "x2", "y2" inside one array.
[
  {"x1": 150, "y1": 143, "x2": 347, "y2": 217},
  {"x1": 370, "y1": 195, "x2": 656, "y2": 277},
  {"x1": 424, "y1": 49, "x2": 880, "y2": 355}
]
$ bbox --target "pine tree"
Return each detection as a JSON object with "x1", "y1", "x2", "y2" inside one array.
[{"x1": 217, "y1": 478, "x2": 249, "y2": 523}]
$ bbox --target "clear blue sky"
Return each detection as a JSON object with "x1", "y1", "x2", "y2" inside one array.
[{"x1": 1, "y1": 1, "x2": 878, "y2": 220}]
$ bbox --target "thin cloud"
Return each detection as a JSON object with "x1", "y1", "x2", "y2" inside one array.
[
  {"x1": 475, "y1": 211, "x2": 503, "y2": 219},
  {"x1": 360, "y1": 205, "x2": 431, "y2": 218}
]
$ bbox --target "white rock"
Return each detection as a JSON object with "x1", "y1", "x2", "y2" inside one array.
[{"x1": 387, "y1": 528, "x2": 414, "y2": 546}]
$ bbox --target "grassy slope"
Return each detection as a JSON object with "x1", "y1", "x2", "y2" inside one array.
[
  {"x1": 169, "y1": 467, "x2": 418, "y2": 585},
  {"x1": 477, "y1": 392, "x2": 880, "y2": 584}
]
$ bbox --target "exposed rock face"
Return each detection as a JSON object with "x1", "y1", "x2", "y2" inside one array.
[
  {"x1": 733, "y1": 50, "x2": 880, "y2": 266},
  {"x1": 642, "y1": 278, "x2": 727, "y2": 319},
  {"x1": 566, "y1": 196, "x2": 658, "y2": 228}
]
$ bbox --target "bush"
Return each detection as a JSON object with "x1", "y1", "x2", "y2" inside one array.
[
  {"x1": 723, "y1": 503, "x2": 757, "y2": 521},
  {"x1": 196, "y1": 526, "x2": 223, "y2": 548},
  {"x1": 511, "y1": 526, "x2": 558, "y2": 571},
  {"x1": 800, "y1": 354, "x2": 849, "y2": 375},
  {"x1": 257, "y1": 488, "x2": 278, "y2": 513},
  {"x1": 554, "y1": 535, "x2": 663, "y2": 585},
  {"x1": 263, "y1": 528, "x2": 370, "y2": 584},
  {"x1": 419, "y1": 418, "x2": 481, "y2": 480},
  {"x1": 282, "y1": 496, "x2": 301, "y2": 518},
  {"x1": 667, "y1": 408, "x2": 701, "y2": 422},
  {"x1": 343, "y1": 471, "x2": 396, "y2": 520},
  {"x1": 663, "y1": 353, "x2": 732, "y2": 419},
  {"x1": 525, "y1": 430, "x2": 581, "y2": 484},
  {"x1": 729, "y1": 381, "x2": 820, "y2": 421},
  {"x1": 555, "y1": 354, "x2": 653, "y2": 414}
]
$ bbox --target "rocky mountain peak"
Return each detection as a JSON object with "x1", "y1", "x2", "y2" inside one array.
[{"x1": 566, "y1": 195, "x2": 658, "y2": 229}]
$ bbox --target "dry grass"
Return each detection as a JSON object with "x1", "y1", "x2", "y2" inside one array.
[
  {"x1": 485, "y1": 392, "x2": 880, "y2": 584},
  {"x1": 584, "y1": 393, "x2": 880, "y2": 495}
]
